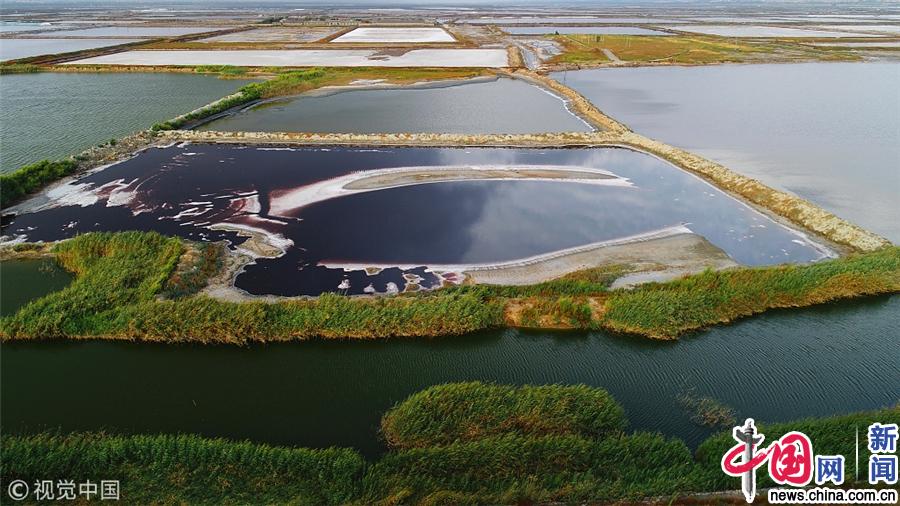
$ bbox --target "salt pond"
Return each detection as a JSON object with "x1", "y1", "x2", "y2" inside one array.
[
  {"x1": 662, "y1": 25, "x2": 882, "y2": 37},
  {"x1": 3, "y1": 145, "x2": 829, "y2": 296},
  {"x1": 198, "y1": 27, "x2": 339, "y2": 43},
  {"x1": 466, "y1": 17, "x2": 681, "y2": 24},
  {"x1": 553, "y1": 63, "x2": 900, "y2": 242},
  {"x1": 44, "y1": 26, "x2": 224, "y2": 37},
  {"x1": 0, "y1": 21, "x2": 66, "y2": 33},
  {"x1": 64, "y1": 48, "x2": 509, "y2": 67},
  {"x1": 3, "y1": 295, "x2": 897, "y2": 457},
  {"x1": 807, "y1": 41, "x2": 900, "y2": 47},
  {"x1": 0, "y1": 73, "x2": 254, "y2": 172},
  {"x1": 199, "y1": 78, "x2": 591, "y2": 134},
  {"x1": 331, "y1": 27, "x2": 455, "y2": 43},
  {"x1": 504, "y1": 26, "x2": 668, "y2": 35},
  {"x1": 0, "y1": 38, "x2": 143, "y2": 61},
  {"x1": 810, "y1": 24, "x2": 900, "y2": 35}
]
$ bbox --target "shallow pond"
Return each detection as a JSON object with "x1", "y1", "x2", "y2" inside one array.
[
  {"x1": 554, "y1": 63, "x2": 900, "y2": 242},
  {"x1": 661, "y1": 25, "x2": 879, "y2": 37},
  {"x1": 0, "y1": 21, "x2": 66, "y2": 33},
  {"x1": 0, "y1": 73, "x2": 254, "y2": 172},
  {"x1": 200, "y1": 78, "x2": 591, "y2": 134},
  {"x1": 0, "y1": 259, "x2": 72, "y2": 317},
  {"x1": 2, "y1": 295, "x2": 897, "y2": 458},
  {"x1": 3, "y1": 145, "x2": 829, "y2": 296},
  {"x1": 0, "y1": 38, "x2": 143, "y2": 62},
  {"x1": 467, "y1": 17, "x2": 681, "y2": 24},
  {"x1": 504, "y1": 26, "x2": 669, "y2": 35},
  {"x1": 48, "y1": 26, "x2": 223, "y2": 37}
]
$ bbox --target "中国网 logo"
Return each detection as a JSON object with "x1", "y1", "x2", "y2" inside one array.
[{"x1": 721, "y1": 419, "x2": 898, "y2": 504}]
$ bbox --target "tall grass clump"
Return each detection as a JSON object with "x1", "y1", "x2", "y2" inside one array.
[
  {"x1": 364, "y1": 432, "x2": 695, "y2": 504},
  {"x1": 193, "y1": 64, "x2": 248, "y2": 75},
  {"x1": 381, "y1": 382, "x2": 627, "y2": 449},
  {"x1": 0, "y1": 159, "x2": 78, "y2": 208},
  {"x1": 603, "y1": 247, "x2": 900, "y2": 338},
  {"x1": 0, "y1": 432, "x2": 364, "y2": 505},
  {"x1": 1, "y1": 231, "x2": 181, "y2": 337}
]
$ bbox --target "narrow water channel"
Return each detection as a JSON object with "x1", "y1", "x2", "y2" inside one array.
[{"x1": 2, "y1": 295, "x2": 896, "y2": 458}]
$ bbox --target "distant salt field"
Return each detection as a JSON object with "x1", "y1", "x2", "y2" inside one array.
[
  {"x1": 504, "y1": 26, "x2": 668, "y2": 35},
  {"x1": 200, "y1": 78, "x2": 591, "y2": 134},
  {"x1": 63, "y1": 48, "x2": 509, "y2": 67},
  {"x1": 811, "y1": 24, "x2": 900, "y2": 35},
  {"x1": 45, "y1": 26, "x2": 224, "y2": 37},
  {"x1": 198, "y1": 27, "x2": 340, "y2": 43},
  {"x1": 0, "y1": 21, "x2": 66, "y2": 33},
  {"x1": 663, "y1": 25, "x2": 882, "y2": 37},
  {"x1": 807, "y1": 41, "x2": 900, "y2": 47},
  {"x1": 331, "y1": 27, "x2": 455, "y2": 43},
  {"x1": 1, "y1": 38, "x2": 143, "y2": 61},
  {"x1": 465, "y1": 16, "x2": 680, "y2": 24}
]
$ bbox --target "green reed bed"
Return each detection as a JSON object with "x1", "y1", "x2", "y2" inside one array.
[
  {"x1": 363, "y1": 432, "x2": 695, "y2": 504},
  {"x1": 0, "y1": 159, "x2": 78, "y2": 208},
  {"x1": 4, "y1": 382, "x2": 893, "y2": 504},
  {"x1": 0, "y1": 433, "x2": 364, "y2": 505},
  {"x1": 1, "y1": 232, "x2": 897, "y2": 341},
  {"x1": 381, "y1": 382, "x2": 626, "y2": 449},
  {"x1": 0, "y1": 232, "x2": 504, "y2": 342},
  {"x1": 602, "y1": 246, "x2": 900, "y2": 338}
]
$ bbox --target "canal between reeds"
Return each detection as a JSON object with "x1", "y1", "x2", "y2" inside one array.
[{"x1": 2, "y1": 295, "x2": 897, "y2": 458}]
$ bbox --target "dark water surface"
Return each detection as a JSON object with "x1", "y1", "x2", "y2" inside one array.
[
  {"x1": 2, "y1": 295, "x2": 897, "y2": 458},
  {"x1": 3, "y1": 145, "x2": 828, "y2": 296},
  {"x1": 0, "y1": 73, "x2": 254, "y2": 172},
  {"x1": 553, "y1": 63, "x2": 900, "y2": 242},
  {"x1": 200, "y1": 78, "x2": 591, "y2": 134},
  {"x1": 0, "y1": 259, "x2": 72, "y2": 317}
]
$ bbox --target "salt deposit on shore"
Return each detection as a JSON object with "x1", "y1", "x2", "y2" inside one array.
[
  {"x1": 331, "y1": 27, "x2": 455, "y2": 43},
  {"x1": 318, "y1": 225, "x2": 739, "y2": 287},
  {"x1": 62, "y1": 48, "x2": 509, "y2": 67},
  {"x1": 268, "y1": 164, "x2": 631, "y2": 218}
]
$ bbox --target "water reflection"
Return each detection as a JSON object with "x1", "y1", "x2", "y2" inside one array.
[
  {"x1": 2, "y1": 295, "x2": 896, "y2": 458},
  {"x1": 4, "y1": 145, "x2": 828, "y2": 296}
]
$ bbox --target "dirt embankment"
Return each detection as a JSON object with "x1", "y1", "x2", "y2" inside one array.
[
  {"x1": 158, "y1": 129, "x2": 618, "y2": 147},
  {"x1": 616, "y1": 132, "x2": 891, "y2": 252}
]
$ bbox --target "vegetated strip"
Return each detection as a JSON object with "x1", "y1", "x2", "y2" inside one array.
[
  {"x1": 545, "y1": 33, "x2": 861, "y2": 69},
  {"x1": 3, "y1": 382, "x2": 896, "y2": 504},
  {"x1": 381, "y1": 382, "x2": 627, "y2": 449},
  {"x1": 1, "y1": 232, "x2": 897, "y2": 342}
]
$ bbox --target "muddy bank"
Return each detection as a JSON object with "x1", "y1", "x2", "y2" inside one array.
[
  {"x1": 318, "y1": 226, "x2": 738, "y2": 288},
  {"x1": 467, "y1": 229, "x2": 738, "y2": 287}
]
